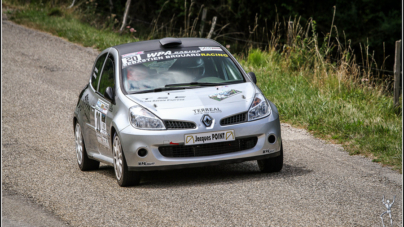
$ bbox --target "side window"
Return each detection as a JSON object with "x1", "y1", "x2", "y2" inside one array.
[
  {"x1": 91, "y1": 53, "x2": 108, "y2": 90},
  {"x1": 98, "y1": 58, "x2": 115, "y2": 96},
  {"x1": 221, "y1": 58, "x2": 243, "y2": 81}
]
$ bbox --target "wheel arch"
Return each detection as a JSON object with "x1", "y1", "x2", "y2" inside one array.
[
  {"x1": 110, "y1": 125, "x2": 117, "y2": 152},
  {"x1": 73, "y1": 116, "x2": 78, "y2": 131}
]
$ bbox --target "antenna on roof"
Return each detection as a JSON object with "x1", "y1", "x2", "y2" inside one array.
[{"x1": 160, "y1": 37, "x2": 182, "y2": 47}]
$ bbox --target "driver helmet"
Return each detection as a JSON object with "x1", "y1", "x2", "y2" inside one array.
[{"x1": 180, "y1": 57, "x2": 205, "y2": 77}]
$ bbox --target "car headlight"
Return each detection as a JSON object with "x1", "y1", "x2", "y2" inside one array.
[
  {"x1": 129, "y1": 106, "x2": 166, "y2": 130},
  {"x1": 248, "y1": 93, "x2": 271, "y2": 121}
]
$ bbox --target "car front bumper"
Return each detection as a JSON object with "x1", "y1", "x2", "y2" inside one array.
[{"x1": 119, "y1": 115, "x2": 282, "y2": 171}]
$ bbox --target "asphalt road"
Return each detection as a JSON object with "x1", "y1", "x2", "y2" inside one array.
[{"x1": 2, "y1": 17, "x2": 402, "y2": 226}]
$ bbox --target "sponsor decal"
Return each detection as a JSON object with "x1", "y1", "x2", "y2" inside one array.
[
  {"x1": 96, "y1": 133, "x2": 109, "y2": 148},
  {"x1": 96, "y1": 99, "x2": 109, "y2": 115},
  {"x1": 185, "y1": 130, "x2": 235, "y2": 145},
  {"x1": 164, "y1": 53, "x2": 201, "y2": 59},
  {"x1": 122, "y1": 47, "x2": 229, "y2": 67},
  {"x1": 93, "y1": 72, "x2": 97, "y2": 79},
  {"x1": 138, "y1": 162, "x2": 155, "y2": 166},
  {"x1": 200, "y1": 53, "x2": 228, "y2": 57},
  {"x1": 169, "y1": 142, "x2": 179, "y2": 145},
  {"x1": 146, "y1": 51, "x2": 172, "y2": 58},
  {"x1": 226, "y1": 131, "x2": 234, "y2": 140},
  {"x1": 122, "y1": 51, "x2": 164, "y2": 67},
  {"x1": 263, "y1": 149, "x2": 275, "y2": 154},
  {"x1": 143, "y1": 97, "x2": 185, "y2": 102},
  {"x1": 185, "y1": 136, "x2": 195, "y2": 144},
  {"x1": 94, "y1": 67, "x2": 98, "y2": 73},
  {"x1": 193, "y1": 107, "x2": 221, "y2": 115},
  {"x1": 199, "y1": 47, "x2": 222, "y2": 51},
  {"x1": 100, "y1": 114, "x2": 107, "y2": 135},
  {"x1": 122, "y1": 51, "x2": 144, "y2": 58},
  {"x1": 209, "y1": 89, "x2": 242, "y2": 101},
  {"x1": 173, "y1": 50, "x2": 201, "y2": 54},
  {"x1": 94, "y1": 100, "x2": 109, "y2": 147}
]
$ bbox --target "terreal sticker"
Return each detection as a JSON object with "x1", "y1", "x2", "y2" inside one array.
[{"x1": 193, "y1": 107, "x2": 222, "y2": 115}]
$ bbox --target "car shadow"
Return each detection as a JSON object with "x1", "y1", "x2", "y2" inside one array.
[{"x1": 95, "y1": 161, "x2": 312, "y2": 188}]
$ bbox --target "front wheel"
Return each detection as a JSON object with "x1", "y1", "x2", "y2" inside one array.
[
  {"x1": 257, "y1": 143, "x2": 283, "y2": 173},
  {"x1": 112, "y1": 133, "x2": 141, "y2": 187}
]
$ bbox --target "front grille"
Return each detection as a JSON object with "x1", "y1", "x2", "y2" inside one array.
[
  {"x1": 159, "y1": 137, "x2": 258, "y2": 157},
  {"x1": 164, "y1": 120, "x2": 196, "y2": 129},
  {"x1": 220, "y1": 112, "x2": 247, "y2": 126}
]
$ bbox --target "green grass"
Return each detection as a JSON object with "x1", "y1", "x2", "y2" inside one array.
[
  {"x1": 4, "y1": 3, "x2": 402, "y2": 172},
  {"x1": 240, "y1": 49, "x2": 402, "y2": 171},
  {"x1": 5, "y1": 3, "x2": 139, "y2": 50}
]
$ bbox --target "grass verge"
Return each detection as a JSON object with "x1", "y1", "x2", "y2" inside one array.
[
  {"x1": 240, "y1": 49, "x2": 402, "y2": 171},
  {"x1": 3, "y1": 3, "x2": 402, "y2": 172},
  {"x1": 3, "y1": 2, "x2": 139, "y2": 50}
]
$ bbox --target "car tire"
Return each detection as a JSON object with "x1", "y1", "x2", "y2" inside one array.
[
  {"x1": 112, "y1": 132, "x2": 141, "y2": 187},
  {"x1": 257, "y1": 143, "x2": 283, "y2": 173},
  {"x1": 75, "y1": 122, "x2": 100, "y2": 171}
]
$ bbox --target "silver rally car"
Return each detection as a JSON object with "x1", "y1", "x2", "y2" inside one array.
[{"x1": 73, "y1": 37, "x2": 283, "y2": 186}]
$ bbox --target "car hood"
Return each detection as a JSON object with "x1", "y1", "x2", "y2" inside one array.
[{"x1": 127, "y1": 82, "x2": 257, "y2": 120}]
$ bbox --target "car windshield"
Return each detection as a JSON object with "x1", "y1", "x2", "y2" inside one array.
[{"x1": 121, "y1": 47, "x2": 245, "y2": 94}]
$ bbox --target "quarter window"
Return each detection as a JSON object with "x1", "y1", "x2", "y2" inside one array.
[
  {"x1": 91, "y1": 53, "x2": 108, "y2": 90},
  {"x1": 98, "y1": 58, "x2": 115, "y2": 96}
]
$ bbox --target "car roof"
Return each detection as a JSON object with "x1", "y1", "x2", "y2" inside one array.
[{"x1": 113, "y1": 38, "x2": 221, "y2": 56}]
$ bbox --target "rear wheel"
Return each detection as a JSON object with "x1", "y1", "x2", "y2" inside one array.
[
  {"x1": 113, "y1": 133, "x2": 141, "y2": 187},
  {"x1": 75, "y1": 122, "x2": 99, "y2": 171},
  {"x1": 257, "y1": 143, "x2": 283, "y2": 173}
]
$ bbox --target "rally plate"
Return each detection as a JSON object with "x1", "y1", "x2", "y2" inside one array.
[{"x1": 184, "y1": 130, "x2": 235, "y2": 146}]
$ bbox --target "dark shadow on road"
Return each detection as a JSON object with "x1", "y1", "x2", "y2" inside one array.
[{"x1": 94, "y1": 161, "x2": 312, "y2": 188}]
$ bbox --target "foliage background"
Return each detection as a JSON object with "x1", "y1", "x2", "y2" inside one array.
[{"x1": 32, "y1": 0, "x2": 402, "y2": 71}]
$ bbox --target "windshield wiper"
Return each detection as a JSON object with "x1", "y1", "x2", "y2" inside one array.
[
  {"x1": 131, "y1": 87, "x2": 187, "y2": 94},
  {"x1": 165, "y1": 82, "x2": 232, "y2": 87}
]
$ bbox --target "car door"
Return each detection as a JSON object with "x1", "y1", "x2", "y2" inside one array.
[
  {"x1": 93, "y1": 56, "x2": 116, "y2": 158},
  {"x1": 83, "y1": 53, "x2": 108, "y2": 155}
]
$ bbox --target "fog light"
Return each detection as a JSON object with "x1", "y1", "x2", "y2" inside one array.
[
  {"x1": 268, "y1": 135, "x2": 276, "y2": 144},
  {"x1": 138, "y1": 148, "x2": 148, "y2": 157}
]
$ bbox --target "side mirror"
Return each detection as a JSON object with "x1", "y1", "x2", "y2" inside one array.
[
  {"x1": 104, "y1": 87, "x2": 115, "y2": 103},
  {"x1": 248, "y1": 72, "x2": 257, "y2": 84}
]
